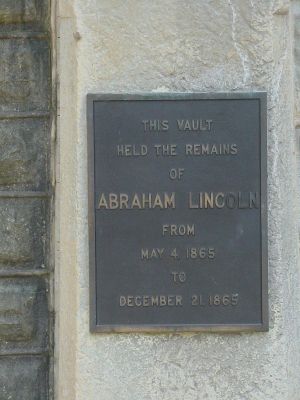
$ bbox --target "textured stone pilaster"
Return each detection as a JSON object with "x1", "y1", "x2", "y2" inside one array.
[
  {"x1": 0, "y1": 1, "x2": 49, "y2": 31},
  {"x1": 0, "y1": 118, "x2": 50, "y2": 190},
  {"x1": 0, "y1": 0, "x2": 52, "y2": 399},
  {"x1": 0, "y1": 356, "x2": 48, "y2": 400}
]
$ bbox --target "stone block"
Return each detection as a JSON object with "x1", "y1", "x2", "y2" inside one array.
[
  {"x1": 0, "y1": 118, "x2": 50, "y2": 190},
  {"x1": 0, "y1": 277, "x2": 48, "y2": 354},
  {"x1": 0, "y1": 0, "x2": 49, "y2": 31},
  {"x1": 0, "y1": 356, "x2": 48, "y2": 400},
  {"x1": 0, "y1": 199, "x2": 48, "y2": 271},
  {"x1": 0, "y1": 39, "x2": 50, "y2": 113}
]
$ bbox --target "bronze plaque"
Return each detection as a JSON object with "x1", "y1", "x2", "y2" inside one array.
[{"x1": 87, "y1": 93, "x2": 268, "y2": 332}]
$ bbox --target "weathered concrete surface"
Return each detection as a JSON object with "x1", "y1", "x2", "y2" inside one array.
[
  {"x1": 0, "y1": 0, "x2": 52, "y2": 399},
  {"x1": 0, "y1": 277, "x2": 49, "y2": 354},
  {"x1": 0, "y1": 199, "x2": 48, "y2": 271},
  {"x1": 0, "y1": 39, "x2": 50, "y2": 113},
  {"x1": 57, "y1": 1, "x2": 300, "y2": 399},
  {"x1": 0, "y1": 0, "x2": 38, "y2": 24},
  {"x1": 0, "y1": 0, "x2": 49, "y2": 31},
  {"x1": 0, "y1": 118, "x2": 50, "y2": 190},
  {"x1": 0, "y1": 356, "x2": 48, "y2": 400}
]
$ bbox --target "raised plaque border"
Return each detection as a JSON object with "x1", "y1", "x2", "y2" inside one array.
[{"x1": 87, "y1": 92, "x2": 268, "y2": 333}]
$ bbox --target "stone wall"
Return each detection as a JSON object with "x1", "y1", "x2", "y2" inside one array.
[
  {"x1": 0, "y1": 1, "x2": 52, "y2": 399},
  {"x1": 57, "y1": 1, "x2": 300, "y2": 399}
]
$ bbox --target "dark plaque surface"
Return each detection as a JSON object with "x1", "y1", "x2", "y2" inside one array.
[{"x1": 87, "y1": 93, "x2": 268, "y2": 332}]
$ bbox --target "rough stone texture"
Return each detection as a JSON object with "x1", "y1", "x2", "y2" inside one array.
[
  {"x1": 293, "y1": 4, "x2": 300, "y2": 255},
  {"x1": 0, "y1": 118, "x2": 49, "y2": 190},
  {"x1": 0, "y1": 39, "x2": 50, "y2": 113},
  {"x1": 0, "y1": 356, "x2": 48, "y2": 400},
  {"x1": 0, "y1": 0, "x2": 52, "y2": 398},
  {"x1": 0, "y1": 0, "x2": 37, "y2": 24},
  {"x1": 295, "y1": 1, "x2": 300, "y2": 117},
  {"x1": 0, "y1": 0, "x2": 49, "y2": 31},
  {"x1": 0, "y1": 277, "x2": 48, "y2": 354},
  {"x1": 0, "y1": 199, "x2": 48, "y2": 271},
  {"x1": 57, "y1": 0, "x2": 300, "y2": 399},
  {"x1": 296, "y1": 129, "x2": 300, "y2": 244}
]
